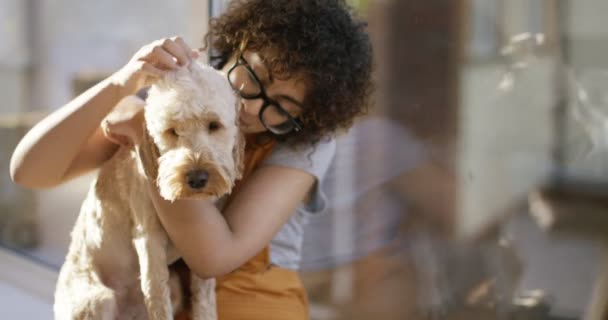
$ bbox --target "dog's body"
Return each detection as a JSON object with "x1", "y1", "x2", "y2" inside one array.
[
  {"x1": 55, "y1": 147, "x2": 175, "y2": 319},
  {"x1": 54, "y1": 62, "x2": 241, "y2": 320}
]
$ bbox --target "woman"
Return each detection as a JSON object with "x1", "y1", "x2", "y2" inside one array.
[{"x1": 10, "y1": 0, "x2": 373, "y2": 318}]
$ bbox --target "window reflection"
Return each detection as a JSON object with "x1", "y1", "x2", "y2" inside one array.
[{"x1": 1, "y1": 1, "x2": 608, "y2": 319}]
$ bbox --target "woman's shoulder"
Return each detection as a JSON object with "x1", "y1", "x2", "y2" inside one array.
[{"x1": 263, "y1": 136, "x2": 336, "y2": 179}]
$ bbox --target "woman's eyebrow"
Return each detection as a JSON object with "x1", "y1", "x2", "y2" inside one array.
[
  {"x1": 276, "y1": 94, "x2": 304, "y2": 108},
  {"x1": 256, "y1": 56, "x2": 274, "y2": 83}
]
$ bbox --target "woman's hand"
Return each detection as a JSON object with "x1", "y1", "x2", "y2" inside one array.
[
  {"x1": 110, "y1": 36, "x2": 200, "y2": 98},
  {"x1": 104, "y1": 36, "x2": 201, "y2": 147},
  {"x1": 102, "y1": 95, "x2": 146, "y2": 148}
]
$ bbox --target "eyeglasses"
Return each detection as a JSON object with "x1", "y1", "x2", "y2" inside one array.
[{"x1": 227, "y1": 51, "x2": 303, "y2": 135}]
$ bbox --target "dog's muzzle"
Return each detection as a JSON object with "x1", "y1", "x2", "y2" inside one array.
[{"x1": 186, "y1": 169, "x2": 210, "y2": 189}]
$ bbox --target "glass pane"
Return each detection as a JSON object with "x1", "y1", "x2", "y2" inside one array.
[{"x1": 2, "y1": 1, "x2": 608, "y2": 319}]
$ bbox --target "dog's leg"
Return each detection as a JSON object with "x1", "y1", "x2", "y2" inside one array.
[
  {"x1": 190, "y1": 275, "x2": 217, "y2": 320},
  {"x1": 168, "y1": 268, "x2": 184, "y2": 315},
  {"x1": 133, "y1": 232, "x2": 173, "y2": 320},
  {"x1": 79, "y1": 286, "x2": 118, "y2": 320},
  {"x1": 54, "y1": 275, "x2": 118, "y2": 320}
]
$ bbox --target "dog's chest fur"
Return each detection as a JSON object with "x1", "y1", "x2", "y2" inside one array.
[{"x1": 58, "y1": 147, "x2": 178, "y2": 311}]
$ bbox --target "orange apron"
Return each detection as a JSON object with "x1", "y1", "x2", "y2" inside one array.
[{"x1": 177, "y1": 134, "x2": 310, "y2": 320}]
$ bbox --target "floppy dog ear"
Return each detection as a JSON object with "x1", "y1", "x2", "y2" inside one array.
[
  {"x1": 232, "y1": 131, "x2": 246, "y2": 180},
  {"x1": 136, "y1": 121, "x2": 160, "y2": 183}
]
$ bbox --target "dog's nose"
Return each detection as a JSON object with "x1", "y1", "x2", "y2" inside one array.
[{"x1": 186, "y1": 170, "x2": 209, "y2": 189}]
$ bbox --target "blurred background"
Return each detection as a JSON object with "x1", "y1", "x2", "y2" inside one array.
[{"x1": 2, "y1": 0, "x2": 608, "y2": 319}]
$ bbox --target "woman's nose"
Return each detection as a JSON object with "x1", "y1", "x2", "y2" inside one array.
[{"x1": 241, "y1": 98, "x2": 263, "y2": 116}]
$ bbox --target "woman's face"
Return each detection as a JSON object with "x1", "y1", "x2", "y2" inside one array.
[{"x1": 221, "y1": 50, "x2": 308, "y2": 134}]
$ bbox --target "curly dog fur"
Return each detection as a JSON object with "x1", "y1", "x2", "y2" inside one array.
[{"x1": 54, "y1": 62, "x2": 242, "y2": 320}]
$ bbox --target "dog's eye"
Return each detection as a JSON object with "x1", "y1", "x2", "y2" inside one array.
[
  {"x1": 166, "y1": 128, "x2": 179, "y2": 137},
  {"x1": 208, "y1": 121, "x2": 222, "y2": 132}
]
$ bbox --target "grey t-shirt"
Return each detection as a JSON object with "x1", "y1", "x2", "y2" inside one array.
[
  {"x1": 262, "y1": 137, "x2": 336, "y2": 270},
  {"x1": 262, "y1": 117, "x2": 425, "y2": 270},
  {"x1": 299, "y1": 117, "x2": 425, "y2": 271}
]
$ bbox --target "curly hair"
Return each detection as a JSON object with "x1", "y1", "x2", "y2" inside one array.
[{"x1": 205, "y1": 0, "x2": 373, "y2": 146}]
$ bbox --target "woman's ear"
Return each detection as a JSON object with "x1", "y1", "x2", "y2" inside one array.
[
  {"x1": 232, "y1": 131, "x2": 246, "y2": 180},
  {"x1": 136, "y1": 121, "x2": 160, "y2": 182}
]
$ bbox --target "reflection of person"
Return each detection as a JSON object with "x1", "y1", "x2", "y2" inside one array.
[
  {"x1": 299, "y1": 116, "x2": 455, "y2": 318},
  {"x1": 300, "y1": 116, "x2": 428, "y2": 270},
  {"x1": 10, "y1": 1, "x2": 372, "y2": 319}
]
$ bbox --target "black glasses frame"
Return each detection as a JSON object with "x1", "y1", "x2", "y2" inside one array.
[{"x1": 227, "y1": 51, "x2": 303, "y2": 134}]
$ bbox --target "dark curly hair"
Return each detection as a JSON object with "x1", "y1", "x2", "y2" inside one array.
[{"x1": 204, "y1": 0, "x2": 373, "y2": 146}]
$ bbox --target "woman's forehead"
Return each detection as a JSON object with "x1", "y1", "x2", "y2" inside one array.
[
  {"x1": 243, "y1": 50, "x2": 310, "y2": 105},
  {"x1": 243, "y1": 51, "x2": 271, "y2": 77},
  {"x1": 243, "y1": 49, "x2": 305, "y2": 79}
]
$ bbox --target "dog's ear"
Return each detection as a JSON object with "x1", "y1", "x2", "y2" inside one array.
[
  {"x1": 136, "y1": 121, "x2": 160, "y2": 183},
  {"x1": 232, "y1": 131, "x2": 246, "y2": 180}
]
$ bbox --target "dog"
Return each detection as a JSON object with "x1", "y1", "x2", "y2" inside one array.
[{"x1": 54, "y1": 61, "x2": 243, "y2": 320}]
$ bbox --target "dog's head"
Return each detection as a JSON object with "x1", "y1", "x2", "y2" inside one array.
[{"x1": 138, "y1": 61, "x2": 244, "y2": 202}]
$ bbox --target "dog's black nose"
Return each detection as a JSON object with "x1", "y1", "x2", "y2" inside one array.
[{"x1": 186, "y1": 170, "x2": 209, "y2": 189}]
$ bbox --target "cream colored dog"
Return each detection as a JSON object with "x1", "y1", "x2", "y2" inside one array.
[{"x1": 54, "y1": 62, "x2": 243, "y2": 320}]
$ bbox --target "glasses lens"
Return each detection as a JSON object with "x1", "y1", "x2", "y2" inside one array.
[
  {"x1": 261, "y1": 104, "x2": 295, "y2": 134},
  {"x1": 228, "y1": 65, "x2": 261, "y2": 98}
]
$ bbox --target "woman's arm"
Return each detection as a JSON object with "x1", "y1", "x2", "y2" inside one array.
[
  {"x1": 10, "y1": 37, "x2": 199, "y2": 189},
  {"x1": 10, "y1": 78, "x2": 123, "y2": 189},
  {"x1": 148, "y1": 164, "x2": 316, "y2": 279}
]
